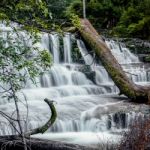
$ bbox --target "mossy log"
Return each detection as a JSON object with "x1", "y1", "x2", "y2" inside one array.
[
  {"x1": 78, "y1": 19, "x2": 150, "y2": 103},
  {"x1": 25, "y1": 98, "x2": 57, "y2": 136},
  {"x1": 63, "y1": 27, "x2": 77, "y2": 33}
]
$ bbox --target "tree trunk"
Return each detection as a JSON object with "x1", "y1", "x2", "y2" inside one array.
[
  {"x1": 78, "y1": 19, "x2": 150, "y2": 103},
  {"x1": 0, "y1": 137, "x2": 96, "y2": 150}
]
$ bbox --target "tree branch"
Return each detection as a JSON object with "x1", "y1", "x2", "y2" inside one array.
[
  {"x1": 25, "y1": 98, "x2": 57, "y2": 137},
  {"x1": 0, "y1": 98, "x2": 57, "y2": 140}
]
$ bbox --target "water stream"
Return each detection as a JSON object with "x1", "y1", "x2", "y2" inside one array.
[{"x1": 0, "y1": 30, "x2": 150, "y2": 148}]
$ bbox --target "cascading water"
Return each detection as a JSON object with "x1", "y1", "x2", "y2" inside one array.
[
  {"x1": 63, "y1": 33, "x2": 72, "y2": 63},
  {"x1": 50, "y1": 33, "x2": 60, "y2": 63},
  {"x1": 77, "y1": 40, "x2": 94, "y2": 65},
  {"x1": 0, "y1": 28, "x2": 150, "y2": 148},
  {"x1": 105, "y1": 39, "x2": 140, "y2": 64}
]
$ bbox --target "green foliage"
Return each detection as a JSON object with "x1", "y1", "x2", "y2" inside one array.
[
  {"x1": 144, "y1": 55, "x2": 150, "y2": 62},
  {"x1": 66, "y1": 0, "x2": 124, "y2": 28},
  {"x1": 1, "y1": 0, "x2": 149, "y2": 39},
  {"x1": 114, "y1": 0, "x2": 150, "y2": 39},
  {"x1": 0, "y1": 0, "x2": 52, "y2": 31},
  {"x1": 66, "y1": 0, "x2": 150, "y2": 39},
  {"x1": 0, "y1": 29, "x2": 52, "y2": 96},
  {"x1": 47, "y1": 0, "x2": 74, "y2": 19},
  {"x1": 65, "y1": 0, "x2": 82, "y2": 18},
  {"x1": 0, "y1": 0, "x2": 54, "y2": 105},
  {"x1": 0, "y1": 1, "x2": 53, "y2": 138},
  {"x1": 0, "y1": 0, "x2": 75, "y2": 30},
  {"x1": 70, "y1": 14, "x2": 81, "y2": 28}
]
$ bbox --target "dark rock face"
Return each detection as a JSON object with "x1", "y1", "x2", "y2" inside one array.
[
  {"x1": 84, "y1": 71, "x2": 96, "y2": 83},
  {"x1": 120, "y1": 38, "x2": 150, "y2": 54},
  {"x1": 98, "y1": 29, "x2": 150, "y2": 54},
  {"x1": 104, "y1": 37, "x2": 150, "y2": 54},
  {"x1": 119, "y1": 38, "x2": 150, "y2": 62}
]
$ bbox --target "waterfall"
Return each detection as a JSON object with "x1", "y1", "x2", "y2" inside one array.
[
  {"x1": 77, "y1": 39, "x2": 94, "y2": 65},
  {"x1": 63, "y1": 33, "x2": 72, "y2": 63},
  {"x1": 77, "y1": 38, "x2": 149, "y2": 85},
  {"x1": 40, "y1": 33, "x2": 50, "y2": 50},
  {"x1": 105, "y1": 40, "x2": 140, "y2": 64},
  {"x1": 50, "y1": 33, "x2": 60, "y2": 63},
  {"x1": 0, "y1": 29, "x2": 150, "y2": 147}
]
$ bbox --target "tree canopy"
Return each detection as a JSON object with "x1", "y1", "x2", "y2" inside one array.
[
  {"x1": 66, "y1": 0, "x2": 150, "y2": 39},
  {"x1": 0, "y1": 0, "x2": 52, "y2": 31}
]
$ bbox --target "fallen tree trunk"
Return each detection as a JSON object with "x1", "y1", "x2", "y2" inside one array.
[
  {"x1": 78, "y1": 19, "x2": 150, "y2": 103},
  {"x1": 0, "y1": 137, "x2": 96, "y2": 150}
]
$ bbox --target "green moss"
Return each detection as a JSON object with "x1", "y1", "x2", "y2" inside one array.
[{"x1": 144, "y1": 56, "x2": 150, "y2": 62}]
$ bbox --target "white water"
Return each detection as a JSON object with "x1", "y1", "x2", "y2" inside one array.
[
  {"x1": 63, "y1": 33, "x2": 72, "y2": 63},
  {"x1": 105, "y1": 40, "x2": 140, "y2": 64},
  {"x1": 50, "y1": 33, "x2": 60, "y2": 63},
  {"x1": 77, "y1": 40, "x2": 94, "y2": 65},
  {"x1": 0, "y1": 29, "x2": 150, "y2": 148}
]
